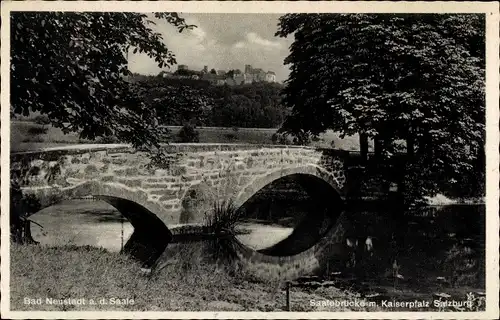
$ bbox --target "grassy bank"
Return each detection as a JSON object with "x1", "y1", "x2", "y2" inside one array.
[
  {"x1": 10, "y1": 121, "x2": 367, "y2": 152},
  {"x1": 10, "y1": 243, "x2": 371, "y2": 312}
]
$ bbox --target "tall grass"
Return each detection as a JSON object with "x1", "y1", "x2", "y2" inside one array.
[
  {"x1": 10, "y1": 242, "x2": 287, "y2": 311},
  {"x1": 202, "y1": 200, "x2": 246, "y2": 264},
  {"x1": 203, "y1": 200, "x2": 244, "y2": 235}
]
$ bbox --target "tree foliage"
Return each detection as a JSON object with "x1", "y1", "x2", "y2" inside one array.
[
  {"x1": 11, "y1": 12, "x2": 195, "y2": 149},
  {"x1": 130, "y1": 75, "x2": 287, "y2": 129},
  {"x1": 276, "y1": 14, "x2": 485, "y2": 202},
  {"x1": 209, "y1": 82, "x2": 286, "y2": 128},
  {"x1": 132, "y1": 77, "x2": 213, "y2": 127},
  {"x1": 10, "y1": 12, "x2": 196, "y2": 242}
]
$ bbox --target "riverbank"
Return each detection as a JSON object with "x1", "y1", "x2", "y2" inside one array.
[
  {"x1": 21, "y1": 200, "x2": 485, "y2": 312},
  {"x1": 424, "y1": 194, "x2": 485, "y2": 206},
  {"x1": 10, "y1": 243, "x2": 376, "y2": 312},
  {"x1": 10, "y1": 240, "x2": 485, "y2": 312}
]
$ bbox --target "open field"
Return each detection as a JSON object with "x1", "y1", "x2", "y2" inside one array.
[{"x1": 10, "y1": 121, "x2": 369, "y2": 152}]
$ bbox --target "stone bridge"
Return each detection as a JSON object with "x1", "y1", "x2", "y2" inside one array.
[{"x1": 11, "y1": 143, "x2": 359, "y2": 280}]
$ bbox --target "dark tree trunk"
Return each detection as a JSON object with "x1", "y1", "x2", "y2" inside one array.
[
  {"x1": 407, "y1": 127, "x2": 415, "y2": 159},
  {"x1": 23, "y1": 220, "x2": 38, "y2": 244},
  {"x1": 359, "y1": 132, "x2": 368, "y2": 163},
  {"x1": 399, "y1": 129, "x2": 415, "y2": 199},
  {"x1": 374, "y1": 136, "x2": 383, "y2": 161}
]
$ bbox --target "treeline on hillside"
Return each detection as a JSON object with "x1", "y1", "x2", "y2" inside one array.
[{"x1": 130, "y1": 74, "x2": 288, "y2": 128}]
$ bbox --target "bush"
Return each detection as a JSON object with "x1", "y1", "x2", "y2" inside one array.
[
  {"x1": 27, "y1": 126, "x2": 48, "y2": 136},
  {"x1": 177, "y1": 124, "x2": 199, "y2": 143},
  {"x1": 203, "y1": 200, "x2": 245, "y2": 261},
  {"x1": 271, "y1": 132, "x2": 289, "y2": 145},
  {"x1": 96, "y1": 135, "x2": 119, "y2": 144},
  {"x1": 33, "y1": 115, "x2": 51, "y2": 126},
  {"x1": 204, "y1": 200, "x2": 243, "y2": 235},
  {"x1": 292, "y1": 132, "x2": 311, "y2": 146},
  {"x1": 223, "y1": 133, "x2": 237, "y2": 142}
]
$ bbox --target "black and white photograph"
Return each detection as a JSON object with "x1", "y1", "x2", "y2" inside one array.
[{"x1": 1, "y1": 1, "x2": 499, "y2": 319}]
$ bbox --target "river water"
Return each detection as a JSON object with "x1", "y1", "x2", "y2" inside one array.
[{"x1": 29, "y1": 199, "x2": 485, "y2": 300}]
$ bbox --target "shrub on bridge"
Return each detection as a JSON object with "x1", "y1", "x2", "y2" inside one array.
[{"x1": 204, "y1": 200, "x2": 243, "y2": 235}]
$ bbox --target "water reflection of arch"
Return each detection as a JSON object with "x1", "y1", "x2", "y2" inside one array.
[
  {"x1": 234, "y1": 165, "x2": 344, "y2": 257},
  {"x1": 27, "y1": 181, "x2": 172, "y2": 267}
]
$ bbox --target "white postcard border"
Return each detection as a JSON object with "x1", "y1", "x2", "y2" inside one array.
[{"x1": 1, "y1": 1, "x2": 498, "y2": 319}]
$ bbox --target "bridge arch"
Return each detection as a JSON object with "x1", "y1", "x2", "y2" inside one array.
[
  {"x1": 177, "y1": 165, "x2": 343, "y2": 225},
  {"x1": 225, "y1": 164, "x2": 347, "y2": 280},
  {"x1": 26, "y1": 181, "x2": 172, "y2": 267},
  {"x1": 234, "y1": 164, "x2": 342, "y2": 208}
]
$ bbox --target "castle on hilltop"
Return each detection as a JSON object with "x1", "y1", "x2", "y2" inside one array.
[{"x1": 159, "y1": 64, "x2": 277, "y2": 86}]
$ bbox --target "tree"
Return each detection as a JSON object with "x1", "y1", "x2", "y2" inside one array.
[
  {"x1": 11, "y1": 12, "x2": 195, "y2": 150},
  {"x1": 210, "y1": 68, "x2": 217, "y2": 74},
  {"x1": 143, "y1": 83, "x2": 213, "y2": 126},
  {"x1": 276, "y1": 14, "x2": 485, "y2": 204},
  {"x1": 127, "y1": 74, "x2": 286, "y2": 129},
  {"x1": 10, "y1": 12, "x2": 196, "y2": 242}
]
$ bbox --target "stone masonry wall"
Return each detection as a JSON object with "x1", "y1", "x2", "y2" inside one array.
[{"x1": 11, "y1": 144, "x2": 348, "y2": 227}]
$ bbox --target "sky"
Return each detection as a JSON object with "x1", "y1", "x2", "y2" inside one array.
[{"x1": 128, "y1": 13, "x2": 293, "y2": 82}]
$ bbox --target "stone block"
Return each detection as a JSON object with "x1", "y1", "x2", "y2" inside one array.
[
  {"x1": 238, "y1": 177, "x2": 252, "y2": 186},
  {"x1": 116, "y1": 178, "x2": 142, "y2": 188},
  {"x1": 154, "y1": 169, "x2": 169, "y2": 176},
  {"x1": 111, "y1": 158, "x2": 127, "y2": 165},
  {"x1": 101, "y1": 175, "x2": 115, "y2": 182},
  {"x1": 124, "y1": 167, "x2": 140, "y2": 176},
  {"x1": 143, "y1": 182, "x2": 171, "y2": 188}
]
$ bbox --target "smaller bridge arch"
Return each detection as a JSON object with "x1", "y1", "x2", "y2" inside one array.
[{"x1": 25, "y1": 181, "x2": 172, "y2": 268}]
